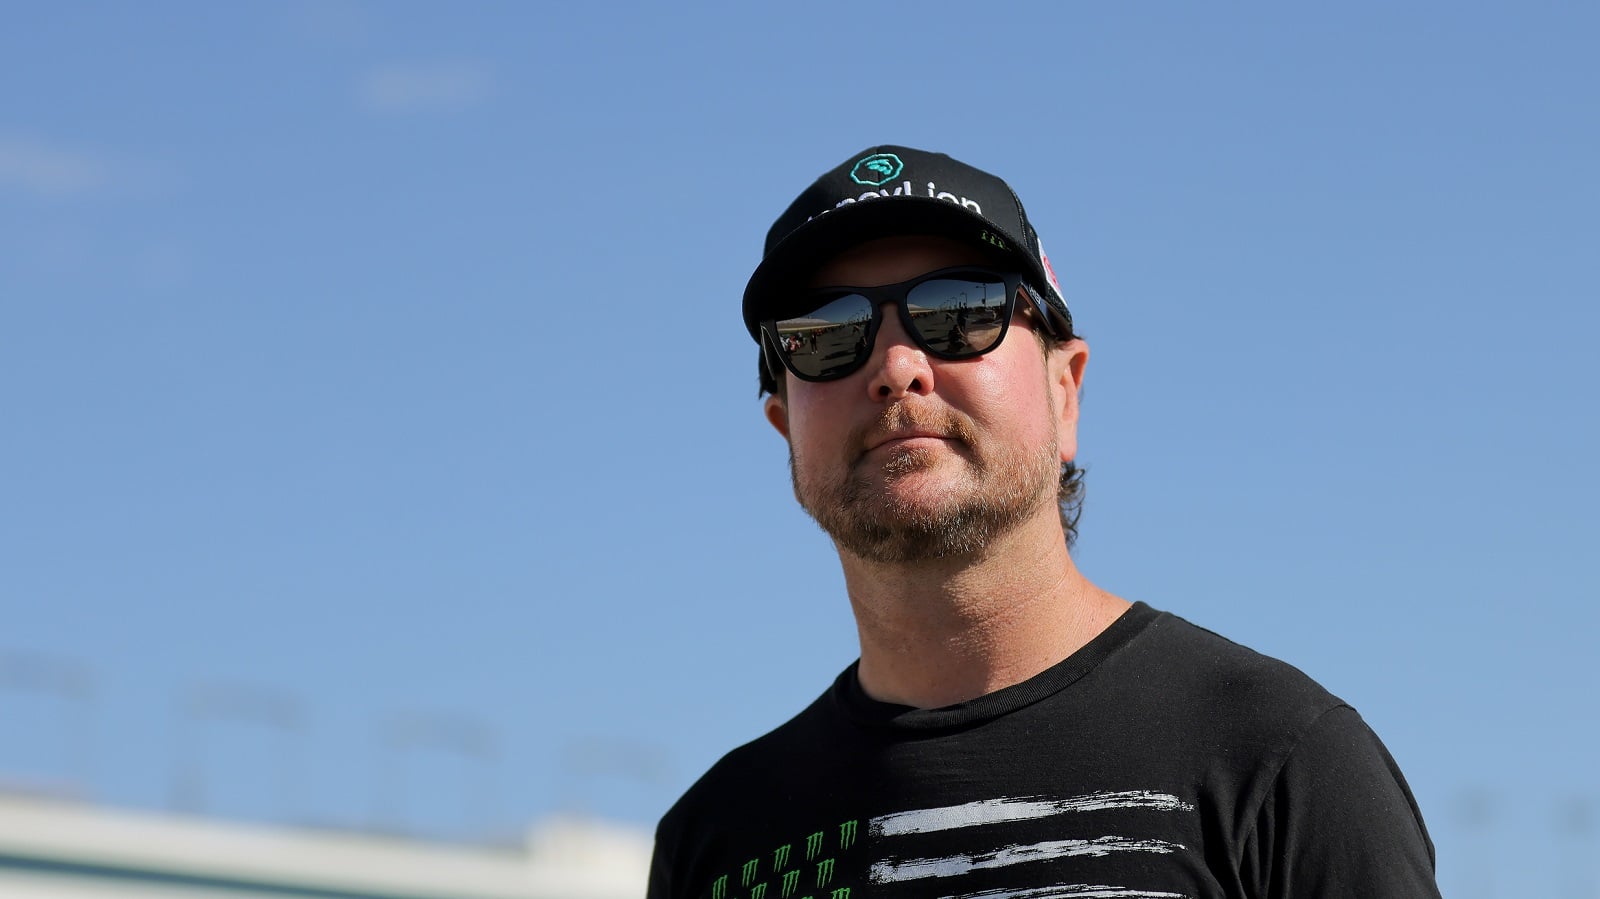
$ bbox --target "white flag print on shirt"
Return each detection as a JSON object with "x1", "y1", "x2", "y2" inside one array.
[{"x1": 866, "y1": 791, "x2": 1195, "y2": 899}]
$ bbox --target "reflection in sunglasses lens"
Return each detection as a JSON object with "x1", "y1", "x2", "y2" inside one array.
[
  {"x1": 774, "y1": 293, "x2": 874, "y2": 379},
  {"x1": 909, "y1": 277, "x2": 1008, "y2": 356}
]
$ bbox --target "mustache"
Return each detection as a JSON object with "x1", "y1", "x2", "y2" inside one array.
[{"x1": 848, "y1": 401, "x2": 978, "y2": 457}]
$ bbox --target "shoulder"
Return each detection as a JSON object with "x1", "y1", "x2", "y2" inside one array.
[
  {"x1": 1120, "y1": 607, "x2": 1347, "y2": 731},
  {"x1": 1111, "y1": 609, "x2": 1439, "y2": 892},
  {"x1": 1237, "y1": 702, "x2": 1440, "y2": 893},
  {"x1": 1085, "y1": 606, "x2": 1357, "y2": 806}
]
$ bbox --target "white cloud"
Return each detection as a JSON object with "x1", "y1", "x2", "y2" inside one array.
[
  {"x1": 355, "y1": 63, "x2": 493, "y2": 113},
  {"x1": 0, "y1": 135, "x2": 111, "y2": 196}
]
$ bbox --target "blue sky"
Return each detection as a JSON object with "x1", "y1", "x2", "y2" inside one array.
[{"x1": 2, "y1": 1, "x2": 1596, "y2": 893}]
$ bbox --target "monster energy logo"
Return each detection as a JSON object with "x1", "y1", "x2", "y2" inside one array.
[
  {"x1": 831, "y1": 890, "x2": 851, "y2": 899},
  {"x1": 816, "y1": 858, "x2": 835, "y2": 889},
  {"x1": 774, "y1": 843, "x2": 791, "y2": 870},
  {"x1": 805, "y1": 831, "x2": 825, "y2": 860},
  {"x1": 742, "y1": 858, "x2": 759, "y2": 887},
  {"x1": 781, "y1": 870, "x2": 800, "y2": 898},
  {"x1": 712, "y1": 875, "x2": 728, "y2": 899},
  {"x1": 752, "y1": 885, "x2": 767, "y2": 899},
  {"x1": 838, "y1": 820, "x2": 857, "y2": 850}
]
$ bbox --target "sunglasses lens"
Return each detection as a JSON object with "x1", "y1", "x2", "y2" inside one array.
[
  {"x1": 906, "y1": 275, "x2": 1011, "y2": 357},
  {"x1": 772, "y1": 293, "x2": 875, "y2": 380}
]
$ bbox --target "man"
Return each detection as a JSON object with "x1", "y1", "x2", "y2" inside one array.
[{"x1": 648, "y1": 146, "x2": 1439, "y2": 898}]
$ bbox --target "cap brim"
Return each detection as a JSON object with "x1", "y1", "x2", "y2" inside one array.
[{"x1": 742, "y1": 196, "x2": 1037, "y2": 340}]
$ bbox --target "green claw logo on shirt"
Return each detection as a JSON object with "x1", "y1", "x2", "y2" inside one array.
[{"x1": 704, "y1": 819, "x2": 859, "y2": 899}]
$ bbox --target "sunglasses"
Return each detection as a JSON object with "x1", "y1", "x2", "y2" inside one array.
[{"x1": 760, "y1": 266, "x2": 1052, "y2": 383}]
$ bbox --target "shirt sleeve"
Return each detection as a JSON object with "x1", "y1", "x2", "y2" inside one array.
[{"x1": 1239, "y1": 704, "x2": 1441, "y2": 898}]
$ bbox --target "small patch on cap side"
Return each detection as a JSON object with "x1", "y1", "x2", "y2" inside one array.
[{"x1": 1039, "y1": 241, "x2": 1064, "y2": 297}]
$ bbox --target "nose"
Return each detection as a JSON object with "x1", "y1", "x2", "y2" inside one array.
[{"x1": 865, "y1": 304, "x2": 935, "y2": 401}]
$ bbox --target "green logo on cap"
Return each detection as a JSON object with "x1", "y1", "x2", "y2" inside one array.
[{"x1": 850, "y1": 152, "x2": 903, "y2": 187}]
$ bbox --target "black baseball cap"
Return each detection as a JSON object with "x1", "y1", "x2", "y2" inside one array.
[{"x1": 743, "y1": 145, "x2": 1073, "y2": 393}]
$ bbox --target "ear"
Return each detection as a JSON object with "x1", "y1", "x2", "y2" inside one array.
[
  {"x1": 1048, "y1": 338, "x2": 1089, "y2": 463},
  {"x1": 763, "y1": 391, "x2": 791, "y2": 440}
]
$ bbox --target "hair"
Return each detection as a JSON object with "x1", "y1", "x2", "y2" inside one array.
[{"x1": 761, "y1": 283, "x2": 1088, "y2": 550}]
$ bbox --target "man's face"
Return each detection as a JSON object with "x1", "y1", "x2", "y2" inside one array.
[{"x1": 762, "y1": 236, "x2": 1088, "y2": 563}]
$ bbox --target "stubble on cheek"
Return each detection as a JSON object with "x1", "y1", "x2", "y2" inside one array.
[
  {"x1": 804, "y1": 402, "x2": 977, "y2": 507},
  {"x1": 784, "y1": 401, "x2": 1054, "y2": 563}
]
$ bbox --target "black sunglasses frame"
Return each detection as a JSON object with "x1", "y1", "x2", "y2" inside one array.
[{"x1": 759, "y1": 267, "x2": 1062, "y2": 384}]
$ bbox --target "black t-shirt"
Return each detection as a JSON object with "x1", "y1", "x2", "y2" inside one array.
[{"x1": 649, "y1": 603, "x2": 1439, "y2": 899}]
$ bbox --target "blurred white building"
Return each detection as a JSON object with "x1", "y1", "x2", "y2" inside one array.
[{"x1": 0, "y1": 792, "x2": 651, "y2": 899}]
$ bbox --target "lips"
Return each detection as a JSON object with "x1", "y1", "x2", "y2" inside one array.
[
  {"x1": 865, "y1": 430, "x2": 950, "y2": 453},
  {"x1": 851, "y1": 401, "x2": 975, "y2": 463}
]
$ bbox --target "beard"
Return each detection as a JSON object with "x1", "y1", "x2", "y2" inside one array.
[{"x1": 789, "y1": 399, "x2": 1060, "y2": 564}]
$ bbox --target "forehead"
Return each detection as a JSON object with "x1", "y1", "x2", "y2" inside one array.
[{"x1": 807, "y1": 235, "x2": 1001, "y2": 289}]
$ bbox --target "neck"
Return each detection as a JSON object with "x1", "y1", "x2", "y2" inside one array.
[{"x1": 839, "y1": 512, "x2": 1129, "y2": 709}]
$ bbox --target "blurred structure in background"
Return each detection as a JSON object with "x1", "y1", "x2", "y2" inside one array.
[
  {"x1": 171, "y1": 684, "x2": 304, "y2": 819},
  {"x1": 374, "y1": 712, "x2": 499, "y2": 839},
  {"x1": 1455, "y1": 788, "x2": 1498, "y2": 899},
  {"x1": 0, "y1": 652, "x2": 653, "y2": 896},
  {"x1": 0, "y1": 792, "x2": 650, "y2": 899},
  {"x1": 1558, "y1": 797, "x2": 1597, "y2": 899},
  {"x1": 0, "y1": 653, "x2": 96, "y2": 800}
]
